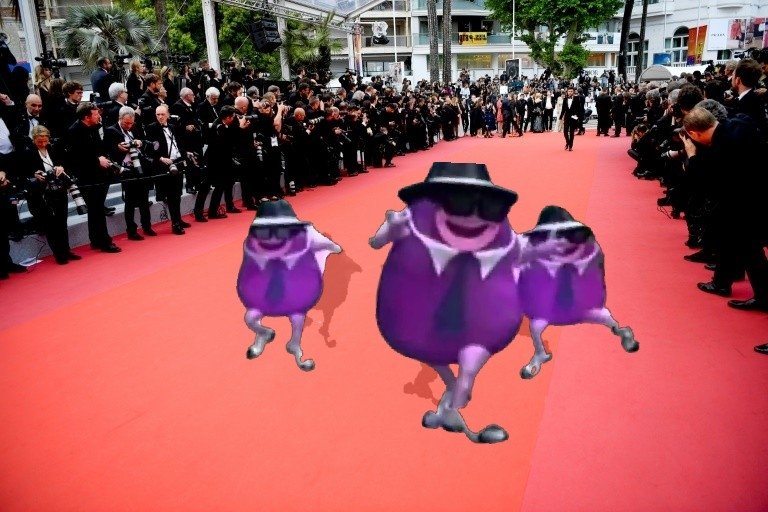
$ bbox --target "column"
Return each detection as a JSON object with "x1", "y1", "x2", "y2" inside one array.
[
  {"x1": 202, "y1": 0, "x2": 220, "y2": 72},
  {"x1": 277, "y1": 12, "x2": 290, "y2": 81},
  {"x1": 18, "y1": 0, "x2": 43, "y2": 62}
]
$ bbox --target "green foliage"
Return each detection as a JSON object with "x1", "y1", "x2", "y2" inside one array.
[
  {"x1": 121, "y1": 0, "x2": 281, "y2": 75},
  {"x1": 58, "y1": 5, "x2": 156, "y2": 71},
  {"x1": 283, "y1": 13, "x2": 343, "y2": 83},
  {"x1": 485, "y1": 0, "x2": 622, "y2": 77}
]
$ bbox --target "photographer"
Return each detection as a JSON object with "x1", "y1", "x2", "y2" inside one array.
[
  {"x1": 103, "y1": 82, "x2": 139, "y2": 128},
  {"x1": 138, "y1": 74, "x2": 162, "y2": 121},
  {"x1": 90, "y1": 57, "x2": 115, "y2": 105},
  {"x1": 251, "y1": 99, "x2": 289, "y2": 199},
  {"x1": 126, "y1": 59, "x2": 147, "y2": 105},
  {"x1": 281, "y1": 107, "x2": 312, "y2": 191},
  {"x1": 22, "y1": 126, "x2": 80, "y2": 264},
  {"x1": 104, "y1": 107, "x2": 155, "y2": 240},
  {"x1": 145, "y1": 105, "x2": 191, "y2": 235},
  {"x1": 196, "y1": 105, "x2": 240, "y2": 220},
  {"x1": 64, "y1": 102, "x2": 120, "y2": 253},
  {"x1": 170, "y1": 87, "x2": 203, "y2": 192},
  {"x1": 232, "y1": 96, "x2": 260, "y2": 208}
]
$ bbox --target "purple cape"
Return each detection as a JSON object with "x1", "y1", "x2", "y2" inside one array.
[
  {"x1": 237, "y1": 231, "x2": 323, "y2": 316},
  {"x1": 376, "y1": 199, "x2": 524, "y2": 366},
  {"x1": 518, "y1": 243, "x2": 607, "y2": 325}
]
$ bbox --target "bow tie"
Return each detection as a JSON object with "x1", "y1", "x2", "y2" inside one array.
[{"x1": 29, "y1": 116, "x2": 39, "y2": 121}]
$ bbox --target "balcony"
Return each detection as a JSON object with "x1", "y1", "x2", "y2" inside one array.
[
  {"x1": 360, "y1": 0, "x2": 410, "y2": 13},
  {"x1": 634, "y1": 0, "x2": 674, "y2": 18},
  {"x1": 414, "y1": 32, "x2": 511, "y2": 45},
  {"x1": 330, "y1": 35, "x2": 413, "y2": 54},
  {"x1": 412, "y1": 0, "x2": 489, "y2": 12}
]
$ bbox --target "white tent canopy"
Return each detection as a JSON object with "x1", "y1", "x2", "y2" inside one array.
[{"x1": 639, "y1": 64, "x2": 710, "y2": 81}]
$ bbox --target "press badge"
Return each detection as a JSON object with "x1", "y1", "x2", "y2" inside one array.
[{"x1": 271, "y1": 136, "x2": 278, "y2": 147}]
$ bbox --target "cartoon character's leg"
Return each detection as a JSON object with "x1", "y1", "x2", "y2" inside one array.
[
  {"x1": 582, "y1": 307, "x2": 639, "y2": 352},
  {"x1": 245, "y1": 309, "x2": 275, "y2": 359},
  {"x1": 453, "y1": 344, "x2": 509, "y2": 444},
  {"x1": 520, "y1": 318, "x2": 554, "y2": 379},
  {"x1": 285, "y1": 313, "x2": 315, "y2": 371}
]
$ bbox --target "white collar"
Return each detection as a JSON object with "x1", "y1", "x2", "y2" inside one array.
[
  {"x1": 535, "y1": 244, "x2": 599, "y2": 278},
  {"x1": 244, "y1": 232, "x2": 310, "y2": 271},
  {"x1": 405, "y1": 208, "x2": 517, "y2": 280}
]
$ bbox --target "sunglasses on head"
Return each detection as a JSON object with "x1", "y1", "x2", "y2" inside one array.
[
  {"x1": 527, "y1": 226, "x2": 593, "y2": 245},
  {"x1": 433, "y1": 192, "x2": 510, "y2": 222},
  {"x1": 250, "y1": 225, "x2": 304, "y2": 240}
]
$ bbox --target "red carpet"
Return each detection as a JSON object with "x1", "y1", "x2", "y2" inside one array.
[{"x1": 1, "y1": 131, "x2": 766, "y2": 512}]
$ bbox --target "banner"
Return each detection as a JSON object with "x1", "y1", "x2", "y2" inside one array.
[
  {"x1": 653, "y1": 53, "x2": 672, "y2": 65},
  {"x1": 458, "y1": 32, "x2": 487, "y2": 45},
  {"x1": 707, "y1": 18, "x2": 766, "y2": 50},
  {"x1": 686, "y1": 25, "x2": 707, "y2": 65}
]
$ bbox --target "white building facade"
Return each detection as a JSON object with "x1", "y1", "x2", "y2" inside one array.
[{"x1": 331, "y1": 0, "x2": 768, "y2": 82}]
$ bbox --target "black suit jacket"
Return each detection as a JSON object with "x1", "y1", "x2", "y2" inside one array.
[
  {"x1": 63, "y1": 121, "x2": 107, "y2": 184},
  {"x1": 144, "y1": 121, "x2": 187, "y2": 174},
  {"x1": 103, "y1": 123, "x2": 149, "y2": 173},
  {"x1": 560, "y1": 95, "x2": 585, "y2": 123}
]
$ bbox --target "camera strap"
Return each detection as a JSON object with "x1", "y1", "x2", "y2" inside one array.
[{"x1": 163, "y1": 126, "x2": 181, "y2": 160}]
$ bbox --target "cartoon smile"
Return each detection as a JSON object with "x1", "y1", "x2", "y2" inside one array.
[
  {"x1": 446, "y1": 220, "x2": 489, "y2": 238},
  {"x1": 259, "y1": 239, "x2": 288, "y2": 251}
]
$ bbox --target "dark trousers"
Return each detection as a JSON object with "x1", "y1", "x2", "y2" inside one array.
[
  {"x1": 714, "y1": 220, "x2": 768, "y2": 301},
  {"x1": 208, "y1": 177, "x2": 235, "y2": 214},
  {"x1": 0, "y1": 200, "x2": 15, "y2": 274},
  {"x1": 81, "y1": 183, "x2": 112, "y2": 247},
  {"x1": 157, "y1": 175, "x2": 183, "y2": 225},
  {"x1": 563, "y1": 119, "x2": 577, "y2": 148},
  {"x1": 544, "y1": 109, "x2": 554, "y2": 130},
  {"x1": 193, "y1": 174, "x2": 211, "y2": 217},
  {"x1": 123, "y1": 180, "x2": 151, "y2": 233},
  {"x1": 29, "y1": 191, "x2": 71, "y2": 259}
]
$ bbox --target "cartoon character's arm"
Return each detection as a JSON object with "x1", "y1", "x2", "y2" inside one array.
[
  {"x1": 369, "y1": 208, "x2": 411, "y2": 249},
  {"x1": 307, "y1": 226, "x2": 342, "y2": 254}
]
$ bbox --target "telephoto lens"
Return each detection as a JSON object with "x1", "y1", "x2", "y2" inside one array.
[{"x1": 68, "y1": 184, "x2": 88, "y2": 215}]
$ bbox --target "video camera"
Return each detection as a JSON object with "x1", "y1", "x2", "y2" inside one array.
[
  {"x1": 35, "y1": 51, "x2": 67, "y2": 78},
  {"x1": 169, "y1": 54, "x2": 191, "y2": 65}
]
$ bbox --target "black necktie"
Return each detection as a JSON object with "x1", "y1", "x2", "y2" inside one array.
[
  {"x1": 555, "y1": 263, "x2": 577, "y2": 310},
  {"x1": 265, "y1": 258, "x2": 286, "y2": 304},
  {"x1": 434, "y1": 252, "x2": 478, "y2": 335}
]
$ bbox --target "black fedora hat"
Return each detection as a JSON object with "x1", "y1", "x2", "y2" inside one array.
[
  {"x1": 398, "y1": 162, "x2": 518, "y2": 206},
  {"x1": 529, "y1": 205, "x2": 586, "y2": 233},
  {"x1": 250, "y1": 200, "x2": 310, "y2": 228}
]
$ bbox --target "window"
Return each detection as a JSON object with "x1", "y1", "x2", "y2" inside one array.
[
  {"x1": 586, "y1": 53, "x2": 606, "y2": 67},
  {"x1": 716, "y1": 50, "x2": 731, "y2": 60},
  {"x1": 668, "y1": 27, "x2": 688, "y2": 64},
  {"x1": 456, "y1": 54, "x2": 492, "y2": 69},
  {"x1": 627, "y1": 34, "x2": 649, "y2": 69}
]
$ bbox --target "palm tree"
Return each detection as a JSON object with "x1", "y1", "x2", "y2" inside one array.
[
  {"x1": 617, "y1": 0, "x2": 634, "y2": 82},
  {"x1": 635, "y1": 0, "x2": 649, "y2": 82},
  {"x1": 441, "y1": 0, "x2": 452, "y2": 85},
  {"x1": 427, "y1": 0, "x2": 439, "y2": 82},
  {"x1": 283, "y1": 12, "x2": 343, "y2": 84},
  {"x1": 154, "y1": 0, "x2": 170, "y2": 66},
  {"x1": 58, "y1": 5, "x2": 155, "y2": 71}
]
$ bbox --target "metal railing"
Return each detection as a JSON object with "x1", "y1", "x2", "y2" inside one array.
[
  {"x1": 413, "y1": 0, "x2": 487, "y2": 9},
  {"x1": 415, "y1": 33, "x2": 511, "y2": 45},
  {"x1": 365, "y1": 1, "x2": 410, "y2": 11}
]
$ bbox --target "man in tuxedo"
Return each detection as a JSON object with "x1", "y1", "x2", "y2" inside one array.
[
  {"x1": 145, "y1": 105, "x2": 191, "y2": 235},
  {"x1": 104, "y1": 107, "x2": 155, "y2": 240},
  {"x1": 10, "y1": 94, "x2": 46, "y2": 152},
  {"x1": 64, "y1": 102, "x2": 120, "y2": 252},
  {"x1": 559, "y1": 85, "x2": 584, "y2": 151}
]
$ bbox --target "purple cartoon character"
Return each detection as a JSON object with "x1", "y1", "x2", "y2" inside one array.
[
  {"x1": 370, "y1": 162, "x2": 525, "y2": 444},
  {"x1": 517, "y1": 206, "x2": 639, "y2": 379},
  {"x1": 237, "y1": 200, "x2": 342, "y2": 371}
]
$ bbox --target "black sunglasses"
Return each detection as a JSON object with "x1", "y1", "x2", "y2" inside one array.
[
  {"x1": 250, "y1": 226, "x2": 304, "y2": 240},
  {"x1": 527, "y1": 226, "x2": 593, "y2": 245},
  {"x1": 433, "y1": 192, "x2": 510, "y2": 222}
]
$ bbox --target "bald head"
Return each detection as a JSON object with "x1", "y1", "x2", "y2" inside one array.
[
  {"x1": 234, "y1": 96, "x2": 250, "y2": 113},
  {"x1": 155, "y1": 104, "x2": 170, "y2": 125},
  {"x1": 26, "y1": 94, "x2": 43, "y2": 117}
]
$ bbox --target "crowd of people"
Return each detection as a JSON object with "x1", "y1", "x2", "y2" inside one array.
[{"x1": 2, "y1": 50, "x2": 767, "y2": 358}]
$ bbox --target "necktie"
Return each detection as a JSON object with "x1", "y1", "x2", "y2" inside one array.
[
  {"x1": 434, "y1": 252, "x2": 478, "y2": 335},
  {"x1": 555, "y1": 263, "x2": 577, "y2": 310},
  {"x1": 265, "y1": 258, "x2": 286, "y2": 304}
]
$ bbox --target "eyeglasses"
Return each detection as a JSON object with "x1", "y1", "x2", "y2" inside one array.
[
  {"x1": 250, "y1": 226, "x2": 304, "y2": 240},
  {"x1": 433, "y1": 191, "x2": 510, "y2": 223},
  {"x1": 527, "y1": 226, "x2": 593, "y2": 245}
]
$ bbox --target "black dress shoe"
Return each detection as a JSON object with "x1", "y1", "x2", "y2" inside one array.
[
  {"x1": 143, "y1": 228, "x2": 158, "y2": 236},
  {"x1": 8, "y1": 263, "x2": 26, "y2": 273},
  {"x1": 67, "y1": 253, "x2": 82, "y2": 261},
  {"x1": 697, "y1": 281, "x2": 731, "y2": 297},
  {"x1": 727, "y1": 298, "x2": 768, "y2": 312},
  {"x1": 100, "y1": 244, "x2": 121, "y2": 253},
  {"x1": 685, "y1": 236, "x2": 702, "y2": 248},
  {"x1": 226, "y1": 207, "x2": 242, "y2": 214},
  {"x1": 179, "y1": 220, "x2": 191, "y2": 228},
  {"x1": 127, "y1": 232, "x2": 144, "y2": 241},
  {"x1": 172, "y1": 225, "x2": 185, "y2": 235},
  {"x1": 104, "y1": 207, "x2": 115, "y2": 217},
  {"x1": 55, "y1": 256, "x2": 69, "y2": 265},
  {"x1": 208, "y1": 213, "x2": 227, "y2": 219},
  {"x1": 755, "y1": 343, "x2": 768, "y2": 355},
  {"x1": 194, "y1": 214, "x2": 208, "y2": 222},
  {"x1": 684, "y1": 250, "x2": 715, "y2": 263}
]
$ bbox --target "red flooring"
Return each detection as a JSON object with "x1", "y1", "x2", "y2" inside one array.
[{"x1": 1, "y1": 131, "x2": 766, "y2": 512}]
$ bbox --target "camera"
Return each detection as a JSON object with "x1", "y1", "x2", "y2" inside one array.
[
  {"x1": 169, "y1": 54, "x2": 191, "y2": 65},
  {"x1": 238, "y1": 114, "x2": 259, "y2": 122},
  {"x1": 35, "y1": 51, "x2": 67, "y2": 78},
  {"x1": 307, "y1": 117, "x2": 323, "y2": 126}
]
